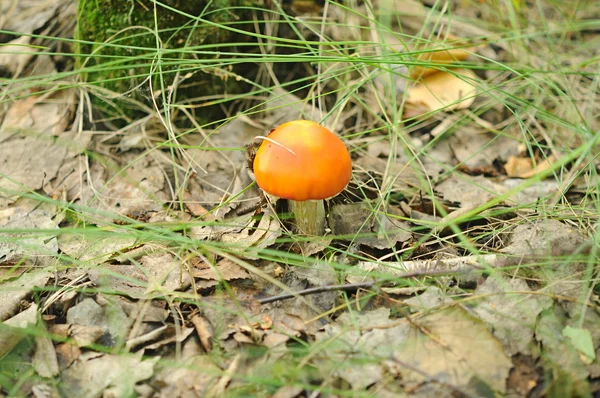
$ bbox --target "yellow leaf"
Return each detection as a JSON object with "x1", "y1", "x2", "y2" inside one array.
[
  {"x1": 405, "y1": 68, "x2": 477, "y2": 115},
  {"x1": 504, "y1": 155, "x2": 556, "y2": 178},
  {"x1": 410, "y1": 35, "x2": 477, "y2": 80}
]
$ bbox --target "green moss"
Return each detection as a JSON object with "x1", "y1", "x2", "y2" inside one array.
[{"x1": 76, "y1": 0, "x2": 260, "y2": 124}]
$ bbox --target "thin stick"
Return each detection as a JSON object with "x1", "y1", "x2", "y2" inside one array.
[
  {"x1": 258, "y1": 282, "x2": 375, "y2": 304},
  {"x1": 258, "y1": 269, "x2": 462, "y2": 305}
]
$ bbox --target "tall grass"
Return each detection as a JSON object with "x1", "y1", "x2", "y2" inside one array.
[{"x1": 1, "y1": 0, "x2": 599, "y2": 394}]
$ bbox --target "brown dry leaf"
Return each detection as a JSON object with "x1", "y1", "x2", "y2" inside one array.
[
  {"x1": 0, "y1": 304, "x2": 38, "y2": 358},
  {"x1": 504, "y1": 154, "x2": 556, "y2": 178},
  {"x1": 501, "y1": 219, "x2": 588, "y2": 259},
  {"x1": 58, "y1": 233, "x2": 138, "y2": 264},
  {"x1": 316, "y1": 306, "x2": 512, "y2": 394},
  {"x1": 272, "y1": 386, "x2": 304, "y2": 398},
  {"x1": 190, "y1": 314, "x2": 214, "y2": 352},
  {"x1": 0, "y1": 207, "x2": 60, "y2": 266},
  {"x1": 501, "y1": 219, "x2": 589, "y2": 300},
  {"x1": 443, "y1": 128, "x2": 520, "y2": 169},
  {"x1": 65, "y1": 296, "x2": 130, "y2": 345},
  {"x1": 118, "y1": 298, "x2": 169, "y2": 323},
  {"x1": 0, "y1": 89, "x2": 78, "y2": 207},
  {"x1": 536, "y1": 308, "x2": 591, "y2": 396},
  {"x1": 59, "y1": 352, "x2": 158, "y2": 398},
  {"x1": 329, "y1": 203, "x2": 412, "y2": 249},
  {"x1": 192, "y1": 258, "x2": 251, "y2": 281},
  {"x1": 0, "y1": 0, "x2": 62, "y2": 34},
  {"x1": 83, "y1": 153, "x2": 167, "y2": 219},
  {"x1": 184, "y1": 118, "x2": 260, "y2": 217},
  {"x1": 33, "y1": 332, "x2": 59, "y2": 378},
  {"x1": 468, "y1": 276, "x2": 553, "y2": 356},
  {"x1": 153, "y1": 355, "x2": 221, "y2": 397},
  {"x1": 405, "y1": 68, "x2": 478, "y2": 115},
  {"x1": 395, "y1": 306, "x2": 513, "y2": 394},
  {"x1": 404, "y1": 286, "x2": 453, "y2": 310},
  {"x1": 315, "y1": 308, "x2": 397, "y2": 389},
  {"x1": 435, "y1": 174, "x2": 560, "y2": 208},
  {"x1": 220, "y1": 209, "x2": 282, "y2": 259},
  {"x1": 142, "y1": 326, "x2": 194, "y2": 351},
  {"x1": 0, "y1": 89, "x2": 74, "y2": 138},
  {"x1": 87, "y1": 252, "x2": 192, "y2": 298},
  {"x1": 189, "y1": 214, "x2": 254, "y2": 241},
  {"x1": 49, "y1": 324, "x2": 104, "y2": 347},
  {"x1": 182, "y1": 190, "x2": 213, "y2": 218},
  {"x1": 0, "y1": 35, "x2": 37, "y2": 76},
  {"x1": 55, "y1": 343, "x2": 81, "y2": 370},
  {"x1": 0, "y1": 269, "x2": 50, "y2": 321},
  {"x1": 353, "y1": 156, "x2": 438, "y2": 196}
]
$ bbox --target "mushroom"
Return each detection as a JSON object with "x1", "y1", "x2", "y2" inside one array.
[{"x1": 252, "y1": 120, "x2": 352, "y2": 235}]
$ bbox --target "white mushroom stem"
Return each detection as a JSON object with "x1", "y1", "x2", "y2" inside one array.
[{"x1": 288, "y1": 200, "x2": 326, "y2": 236}]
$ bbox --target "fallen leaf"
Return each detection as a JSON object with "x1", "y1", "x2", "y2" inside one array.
[
  {"x1": 0, "y1": 207, "x2": 59, "y2": 266},
  {"x1": 0, "y1": 35, "x2": 37, "y2": 76},
  {"x1": 0, "y1": 89, "x2": 77, "y2": 207},
  {"x1": 435, "y1": 173, "x2": 560, "y2": 208},
  {"x1": 0, "y1": 269, "x2": 51, "y2": 321},
  {"x1": 469, "y1": 276, "x2": 552, "y2": 356},
  {"x1": 59, "y1": 352, "x2": 158, "y2": 398},
  {"x1": 0, "y1": 89, "x2": 74, "y2": 138},
  {"x1": 84, "y1": 153, "x2": 167, "y2": 219},
  {"x1": 220, "y1": 209, "x2": 282, "y2": 258},
  {"x1": 410, "y1": 36, "x2": 476, "y2": 80},
  {"x1": 118, "y1": 297, "x2": 169, "y2": 323},
  {"x1": 329, "y1": 203, "x2": 412, "y2": 249},
  {"x1": 0, "y1": 304, "x2": 38, "y2": 358},
  {"x1": 562, "y1": 326, "x2": 595, "y2": 364},
  {"x1": 65, "y1": 296, "x2": 130, "y2": 346},
  {"x1": 58, "y1": 233, "x2": 138, "y2": 264},
  {"x1": 444, "y1": 128, "x2": 520, "y2": 169},
  {"x1": 316, "y1": 306, "x2": 512, "y2": 394},
  {"x1": 536, "y1": 308, "x2": 591, "y2": 396},
  {"x1": 404, "y1": 286, "x2": 453, "y2": 310},
  {"x1": 395, "y1": 306, "x2": 513, "y2": 394},
  {"x1": 192, "y1": 258, "x2": 251, "y2": 281},
  {"x1": 184, "y1": 118, "x2": 260, "y2": 217},
  {"x1": 33, "y1": 332, "x2": 59, "y2": 377},
  {"x1": 49, "y1": 324, "x2": 105, "y2": 347},
  {"x1": 90, "y1": 252, "x2": 192, "y2": 297},
  {"x1": 0, "y1": 0, "x2": 62, "y2": 35},
  {"x1": 507, "y1": 355, "x2": 540, "y2": 397},
  {"x1": 405, "y1": 68, "x2": 477, "y2": 115},
  {"x1": 55, "y1": 343, "x2": 81, "y2": 370},
  {"x1": 501, "y1": 219, "x2": 588, "y2": 259},
  {"x1": 142, "y1": 326, "x2": 194, "y2": 351},
  {"x1": 190, "y1": 314, "x2": 214, "y2": 352},
  {"x1": 504, "y1": 154, "x2": 556, "y2": 178},
  {"x1": 153, "y1": 355, "x2": 221, "y2": 397}
]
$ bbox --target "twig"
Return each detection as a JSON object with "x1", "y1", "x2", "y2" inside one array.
[
  {"x1": 259, "y1": 282, "x2": 375, "y2": 304},
  {"x1": 259, "y1": 269, "x2": 463, "y2": 304}
]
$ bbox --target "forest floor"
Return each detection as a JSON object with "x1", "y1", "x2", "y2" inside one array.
[{"x1": 1, "y1": 0, "x2": 600, "y2": 397}]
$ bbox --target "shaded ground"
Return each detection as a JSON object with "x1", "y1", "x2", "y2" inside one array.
[{"x1": 1, "y1": 0, "x2": 599, "y2": 397}]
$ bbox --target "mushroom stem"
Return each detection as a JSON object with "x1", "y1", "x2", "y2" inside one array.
[{"x1": 288, "y1": 200, "x2": 326, "y2": 236}]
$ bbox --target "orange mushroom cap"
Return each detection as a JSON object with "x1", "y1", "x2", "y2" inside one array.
[{"x1": 253, "y1": 120, "x2": 352, "y2": 201}]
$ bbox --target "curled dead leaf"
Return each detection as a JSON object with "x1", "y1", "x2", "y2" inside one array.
[
  {"x1": 504, "y1": 154, "x2": 556, "y2": 178},
  {"x1": 405, "y1": 68, "x2": 477, "y2": 116},
  {"x1": 192, "y1": 258, "x2": 251, "y2": 281},
  {"x1": 410, "y1": 41, "x2": 476, "y2": 80},
  {"x1": 190, "y1": 314, "x2": 214, "y2": 352}
]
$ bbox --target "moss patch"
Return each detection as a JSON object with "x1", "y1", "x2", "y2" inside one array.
[{"x1": 76, "y1": 0, "x2": 259, "y2": 124}]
